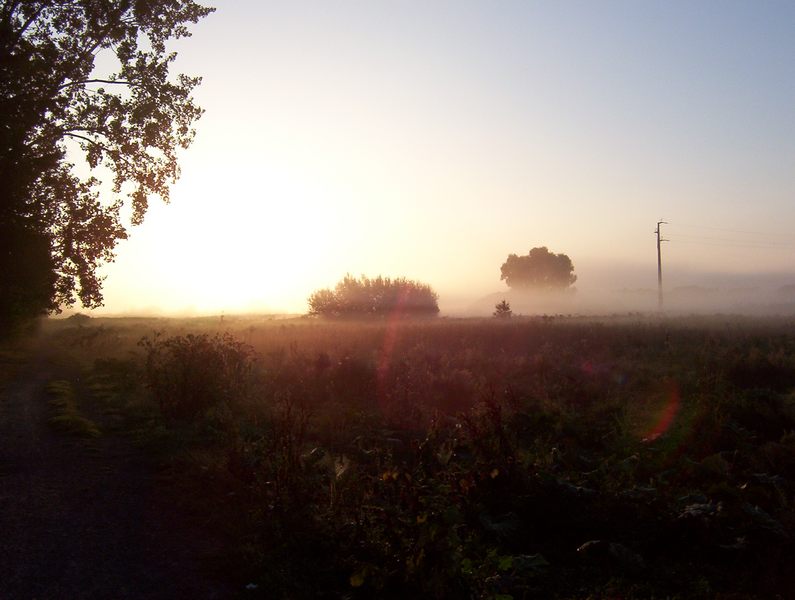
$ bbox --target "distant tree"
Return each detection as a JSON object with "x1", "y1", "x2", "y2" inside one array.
[
  {"x1": 67, "y1": 313, "x2": 92, "y2": 327},
  {"x1": 0, "y1": 1, "x2": 214, "y2": 334},
  {"x1": 493, "y1": 300, "x2": 512, "y2": 319},
  {"x1": 500, "y1": 247, "x2": 577, "y2": 290},
  {"x1": 308, "y1": 275, "x2": 439, "y2": 317}
]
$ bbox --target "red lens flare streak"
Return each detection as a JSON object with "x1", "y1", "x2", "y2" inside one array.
[{"x1": 643, "y1": 381, "x2": 681, "y2": 442}]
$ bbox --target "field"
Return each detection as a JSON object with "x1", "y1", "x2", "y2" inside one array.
[{"x1": 3, "y1": 314, "x2": 795, "y2": 598}]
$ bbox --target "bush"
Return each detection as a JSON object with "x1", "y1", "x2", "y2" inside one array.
[
  {"x1": 493, "y1": 300, "x2": 512, "y2": 318},
  {"x1": 140, "y1": 332, "x2": 258, "y2": 423},
  {"x1": 308, "y1": 274, "x2": 439, "y2": 317}
]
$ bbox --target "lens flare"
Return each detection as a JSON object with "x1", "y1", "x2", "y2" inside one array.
[{"x1": 642, "y1": 381, "x2": 681, "y2": 442}]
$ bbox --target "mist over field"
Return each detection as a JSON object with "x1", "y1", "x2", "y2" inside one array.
[
  {"x1": 79, "y1": 261, "x2": 795, "y2": 319},
  {"x1": 452, "y1": 266, "x2": 795, "y2": 317}
]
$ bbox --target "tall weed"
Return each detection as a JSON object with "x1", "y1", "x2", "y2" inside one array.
[{"x1": 140, "y1": 332, "x2": 258, "y2": 424}]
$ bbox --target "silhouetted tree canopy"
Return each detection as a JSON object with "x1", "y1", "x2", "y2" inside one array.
[
  {"x1": 0, "y1": 0, "x2": 213, "y2": 335},
  {"x1": 0, "y1": 223, "x2": 56, "y2": 335},
  {"x1": 500, "y1": 247, "x2": 577, "y2": 290},
  {"x1": 308, "y1": 275, "x2": 440, "y2": 317}
]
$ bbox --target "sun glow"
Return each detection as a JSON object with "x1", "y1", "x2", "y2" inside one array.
[{"x1": 98, "y1": 157, "x2": 349, "y2": 315}]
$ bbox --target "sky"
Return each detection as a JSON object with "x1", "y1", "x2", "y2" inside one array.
[{"x1": 93, "y1": 1, "x2": 795, "y2": 315}]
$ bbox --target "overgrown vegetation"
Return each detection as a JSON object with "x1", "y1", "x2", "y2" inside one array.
[
  {"x1": 140, "y1": 332, "x2": 257, "y2": 423},
  {"x1": 33, "y1": 315, "x2": 795, "y2": 598}
]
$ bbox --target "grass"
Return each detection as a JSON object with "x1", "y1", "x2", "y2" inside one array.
[
  {"x1": 45, "y1": 379, "x2": 101, "y2": 438},
  {"x1": 30, "y1": 313, "x2": 795, "y2": 598}
]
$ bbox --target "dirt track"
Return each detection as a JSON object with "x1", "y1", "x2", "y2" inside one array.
[{"x1": 0, "y1": 353, "x2": 236, "y2": 599}]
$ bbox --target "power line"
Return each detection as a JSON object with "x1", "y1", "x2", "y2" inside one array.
[
  {"x1": 668, "y1": 236, "x2": 794, "y2": 249},
  {"x1": 671, "y1": 224, "x2": 795, "y2": 240},
  {"x1": 654, "y1": 220, "x2": 792, "y2": 311}
]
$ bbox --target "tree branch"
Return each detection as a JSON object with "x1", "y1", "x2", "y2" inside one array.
[
  {"x1": 0, "y1": 0, "x2": 22, "y2": 30},
  {"x1": 63, "y1": 131, "x2": 105, "y2": 147},
  {"x1": 63, "y1": 131, "x2": 137, "y2": 169},
  {"x1": 9, "y1": 5, "x2": 45, "y2": 49},
  {"x1": 58, "y1": 78, "x2": 133, "y2": 91}
]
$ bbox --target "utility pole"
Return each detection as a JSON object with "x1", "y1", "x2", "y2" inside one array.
[{"x1": 655, "y1": 220, "x2": 668, "y2": 311}]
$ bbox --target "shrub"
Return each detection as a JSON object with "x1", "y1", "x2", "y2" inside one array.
[
  {"x1": 493, "y1": 300, "x2": 512, "y2": 318},
  {"x1": 308, "y1": 274, "x2": 439, "y2": 317},
  {"x1": 140, "y1": 332, "x2": 258, "y2": 423}
]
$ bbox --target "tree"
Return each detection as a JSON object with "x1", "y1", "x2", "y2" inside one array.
[
  {"x1": 500, "y1": 247, "x2": 577, "y2": 290},
  {"x1": 493, "y1": 299, "x2": 512, "y2": 318},
  {"x1": 0, "y1": 223, "x2": 56, "y2": 333},
  {"x1": 0, "y1": 0, "x2": 214, "y2": 334},
  {"x1": 308, "y1": 275, "x2": 440, "y2": 317}
]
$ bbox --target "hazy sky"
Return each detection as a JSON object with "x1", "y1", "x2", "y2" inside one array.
[{"x1": 95, "y1": 1, "x2": 795, "y2": 314}]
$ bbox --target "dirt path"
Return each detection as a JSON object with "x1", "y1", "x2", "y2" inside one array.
[{"x1": 0, "y1": 352, "x2": 238, "y2": 599}]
